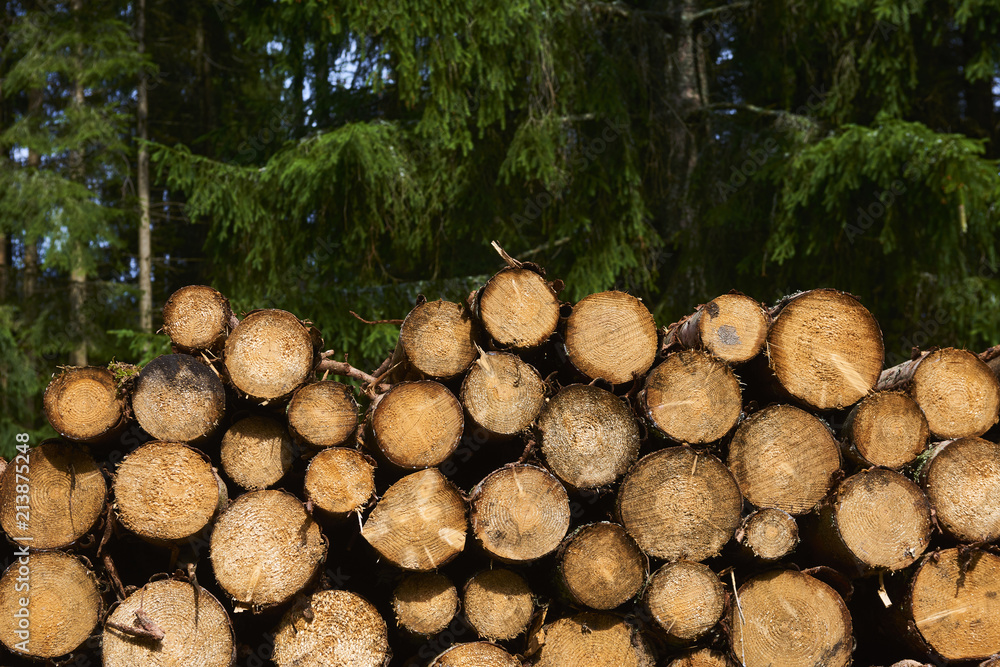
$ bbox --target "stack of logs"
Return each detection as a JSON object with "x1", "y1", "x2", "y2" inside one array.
[{"x1": 2, "y1": 244, "x2": 1000, "y2": 666}]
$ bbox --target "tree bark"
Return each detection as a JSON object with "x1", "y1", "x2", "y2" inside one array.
[
  {"x1": 645, "y1": 560, "x2": 726, "y2": 644},
  {"x1": 42, "y1": 366, "x2": 125, "y2": 442},
  {"x1": 463, "y1": 568, "x2": 534, "y2": 641},
  {"x1": 131, "y1": 353, "x2": 226, "y2": 443},
  {"x1": 272, "y1": 590, "x2": 390, "y2": 667},
  {"x1": 391, "y1": 572, "x2": 458, "y2": 637},
  {"x1": 563, "y1": 290, "x2": 658, "y2": 385},
  {"x1": 136, "y1": 0, "x2": 152, "y2": 341}
]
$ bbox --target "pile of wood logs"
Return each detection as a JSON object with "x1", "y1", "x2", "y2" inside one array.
[{"x1": 2, "y1": 244, "x2": 1000, "y2": 666}]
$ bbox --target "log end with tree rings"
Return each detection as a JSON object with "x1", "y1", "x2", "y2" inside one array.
[
  {"x1": 737, "y1": 508, "x2": 799, "y2": 561},
  {"x1": 0, "y1": 551, "x2": 102, "y2": 659},
  {"x1": 287, "y1": 380, "x2": 358, "y2": 449},
  {"x1": 666, "y1": 648, "x2": 737, "y2": 667},
  {"x1": 369, "y1": 380, "x2": 464, "y2": 468},
  {"x1": 564, "y1": 290, "x2": 659, "y2": 385},
  {"x1": 361, "y1": 468, "x2": 467, "y2": 571},
  {"x1": 399, "y1": 299, "x2": 478, "y2": 380},
  {"x1": 478, "y1": 267, "x2": 560, "y2": 349},
  {"x1": 43, "y1": 365, "x2": 124, "y2": 442},
  {"x1": 469, "y1": 463, "x2": 570, "y2": 563},
  {"x1": 843, "y1": 391, "x2": 929, "y2": 469},
  {"x1": 618, "y1": 447, "x2": 742, "y2": 562},
  {"x1": 533, "y1": 612, "x2": 657, "y2": 667},
  {"x1": 224, "y1": 309, "x2": 316, "y2": 401},
  {"x1": 131, "y1": 353, "x2": 226, "y2": 442},
  {"x1": 538, "y1": 384, "x2": 640, "y2": 489},
  {"x1": 463, "y1": 568, "x2": 534, "y2": 641},
  {"x1": 920, "y1": 437, "x2": 1000, "y2": 543},
  {"x1": 767, "y1": 289, "x2": 884, "y2": 410},
  {"x1": 304, "y1": 447, "x2": 376, "y2": 518},
  {"x1": 429, "y1": 642, "x2": 522, "y2": 667},
  {"x1": 911, "y1": 348, "x2": 1000, "y2": 439},
  {"x1": 729, "y1": 569, "x2": 853, "y2": 667},
  {"x1": 645, "y1": 560, "x2": 725, "y2": 644},
  {"x1": 220, "y1": 414, "x2": 296, "y2": 491},
  {"x1": 0, "y1": 440, "x2": 106, "y2": 549},
  {"x1": 642, "y1": 349, "x2": 742, "y2": 444},
  {"x1": 210, "y1": 489, "x2": 327, "y2": 611},
  {"x1": 727, "y1": 404, "x2": 841, "y2": 515},
  {"x1": 558, "y1": 522, "x2": 646, "y2": 610},
  {"x1": 908, "y1": 548, "x2": 1000, "y2": 662},
  {"x1": 692, "y1": 293, "x2": 769, "y2": 363},
  {"x1": 461, "y1": 351, "x2": 546, "y2": 436},
  {"x1": 272, "y1": 589, "x2": 390, "y2": 667},
  {"x1": 103, "y1": 578, "x2": 235, "y2": 667},
  {"x1": 161, "y1": 284, "x2": 233, "y2": 351},
  {"x1": 392, "y1": 572, "x2": 458, "y2": 636},
  {"x1": 114, "y1": 441, "x2": 227, "y2": 543}
]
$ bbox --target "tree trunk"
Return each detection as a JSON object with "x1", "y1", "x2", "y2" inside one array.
[
  {"x1": 475, "y1": 265, "x2": 560, "y2": 349},
  {"x1": 219, "y1": 415, "x2": 295, "y2": 491},
  {"x1": 640, "y1": 348, "x2": 742, "y2": 444},
  {"x1": 224, "y1": 309, "x2": 316, "y2": 401},
  {"x1": 0, "y1": 551, "x2": 101, "y2": 659},
  {"x1": 399, "y1": 299, "x2": 479, "y2": 380},
  {"x1": 303, "y1": 447, "x2": 376, "y2": 518},
  {"x1": 537, "y1": 384, "x2": 640, "y2": 489},
  {"x1": 460, "y1": 351, "x2": 546, "y2": 436},
  {"x1": 532, "y1": 612, "x2": 657, "y2": 667},
  {"x1": 366, "y1": 380, "x2": 463, "y2": 468},
  {"x1": 136, "y1": 0, "x2": 152, "y2": 341},
  {"x1": 391, "y1": 572, "x2": 458, "y2": 637},
  {"x1": 469, "y1": 463, "x2": 570, "y2": 563},
  {"x1": 23, "y1": 87, "x2": 42, "y2": 309},
  {"x1": 645, "y1": 560, "x2": 726, "y2": 644},
  {"x1": 463, "y1": 568, "x2": 534, "y2": 641},
  {"x1": 618, "y1": 446, "x2": 742, "y2": 562},
  {"x1": 209, "y1": 489, "x2": 327, "y2": 611},
  {"x1": 663, "y1": 292, "x2": 769, "y2": 363},
  {"x1": 287, "y1": 380, "x2": 358, "y2": 449},
  {"x1": 563, "y1": 290, "x2": 658, "y2": 385},
  {"x1": 42, "y1": 366, "x2": 125, "y2": 442},
  {"x1": 918, "y1": 437, "x2": 1000, "y2": 543},
  {"x1": 131, "y1": 353, "x2": 226, "y2": 443},
  {"x1": 69, "y1": 0, "x2": 87, "y2": 367},
  {"x1": 102, "y1": 578, "x2": 234, "y2": 667},
  {"x1": 557, "y1": 522, "x2": 646, "y2": 611},
  {"x1": 0, "y1": 440, "x2": 106, "y2": 549},
  {"x1": 734, "y1": 507, "x2": 799, "y2": 562},
  {"x1": 272, "y1": 589, "x2": 390, "y2": 667},
  {"x1": 429, "y1": 642, "x2": 521, "y2": 667},
  {"x1": 161, "y1": 285, "x2": 235, "y2": 351},
  {"x1": 842, "y1": 391, "x2": 929, "y2": 469}
]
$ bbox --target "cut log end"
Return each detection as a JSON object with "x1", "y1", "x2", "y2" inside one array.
[
  {"x1": 392, "y1": 572, "x2": 458, "y2": 636},
  {"x1": 131, "y1": 354, "x2": 226, "y2": 443},
  {"x1": 470, "y1": 464, "x2": 570, "y2": 563},
  {"x1": 667, "y1": 649, "x2": 737, "y2": 667},
  {"x1": 767, "y1": 288, "x2": 884, "y2": 410},
  {"x1": 287, "y1": 380, "x2": 358, "y2": 449},
  {"x1": 643, "y1": 349, "x2": 742, "y2": 444},
  {"x1": 645, "y1": 560, "x2": 725, "y2": 644},
  {"x1": 304, "y1": 447, "x2": 376, "y2": 517},
  {"x1": 369, "y1": 380, "x2": 463, "y2": 468},
  {"x1": 559, "y1": 522, "x2": 646, "y2": 610},
  {"x1": 565, "y1": 290, "x2": 659, "y2": 385},
  {"x1": 43, "y1": 365, "x2": 123, "y2": 442},
  {"x1": 0, "y1": 552, "x2": 102, "y2": 659},
  {"x1": 618, "y1": 447, "x2": 742, "y2": 561},
  {"x1": 361, "y1": 468, "x2": 467, "y2": 571},
  {"x1": 921, "y1": 437, "x2": 1000, "y2": 543},
  {"x1": 400, "y1": 299, "x2": 478, "y2": 380},
  {"x1": 739, "y1": 508, "x2": 799, "y2": 561},
  {"x1": 463, "y1": 568, "x2": 534, "y2": 641},
  {"x1": 429, "y1": 642, "x2": 521, "y2": 667},
  {"x1": 844, "y1": 391, "x2": 929, "y2": 469},
  {"x1": 161, "y1": 284, "x2": 233, "y2": 351},
  {"x1": 461, "y1": 352, "x2": 546, "y2": 435},
  {"x1": 912, "y1": 348, "x2": 1000, "y2": 439},
  {"x1": 682, "y1": 293, "x2": 769, "y2": 363},
  {"x1": 220, "y1": 415, "x2": 296, "y2": 491},
  {"x1": 478, "y1": 267, "x2": 560, "y2": 349},
  {"x1": 272, "y1": 589, "x2": 390, "y2": 667},
  {"x1": 224, "y1": 309, "x2": 315, "y2": 401},
  {"x1": 534, "y1": 612, "x2": 656, "y2": 667}
]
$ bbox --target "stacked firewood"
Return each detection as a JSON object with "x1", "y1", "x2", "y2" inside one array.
[{"x1": 2, "y1": 245, "x2": 1000, "y2": 667}]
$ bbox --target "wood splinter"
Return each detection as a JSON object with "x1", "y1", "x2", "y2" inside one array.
[{"x1": 106, "y1": 607, "x2": 165, "y2": 641}]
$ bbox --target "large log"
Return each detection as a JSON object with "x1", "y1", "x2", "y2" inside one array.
[
  {"x1": 557, "y1": 522, "x2": 646, "y2": 610},
  {"x1": 918, "y1": 437, "x2": 1000, "y2": 543},
  {"x1": 367, "y1": 380, "x2": 464, "y2": 468},
  {"x1": 563, "y1": 290, "x2": 659, "y2": 385},
  {"x1": 842, "y1": 391, "x2": 929, "y2": 469},
  {"x1": 272, "y1": 589, "x2": 390, "y2": 667},
  {"x1": 161, "y1": 284, "x2": 234, "y2": 351},
  {"x1": 463, "y1": 568, "x2": 534, "y2": 641},
  {"x1": 532, "y1": 612, "x2": 656, "y2": 667},
  {"x1": 476, "y1": 265, "x2": 560, "y2": 350},
  {"x1": 460, "y1": 351, "x2": 546, "y2": 436},
  {"x1": 286, "y1": 380, "x2": 359, "y2": 449},
  {"x1": 664, "y1": 292, "x2": 769, "y2": 363},
  {"x1": 224, "y1": 309, "x2": 316, "y2": 401},
  {"x1": 43, "y1": 365, "x2": 125, "y2": 442},
  {"x1": 219, "y1": 415, "x2": 296, "y2": 490},
  {"x1": 399, "y1": 299, "x2": 478, "y2": 380},
  {"x1": 131, "y1": 353, "x2": 226, "y2": 442},
  {"x1": 645, "y1": 560, "x2": 725, "y2": 645},
  {"x1": 429, "y1": 642, "x2": 521, "y2": 667},
  {"x1": 392, "y1": 572, "x2": 458, "y2": 636}
]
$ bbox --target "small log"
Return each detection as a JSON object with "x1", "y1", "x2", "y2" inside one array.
[
  {"x1": 272, "y1": 589, "x2": 390, "y2": 667},
  {"x1": 906, "y1": 548, "x2": 1000, "y2": 662},
  {"x1": 767, "y1": 288, "x2": 884, "y2": 410},
  {"x1": 460, "y1": 351, "x2": 546, "y2": 436},
  {"x1": 43, "y1": 365, "x2": 124, "y2": 442},
  {"x1": 361, "y1": 468, "x2": 467, "y2": 571},
  {"x1": 878, "y1": 347, "x2": 1000, "y2": 439},
  {"x1": 287, "y1": 380, "x2": 358, "y2": 449},
  {"x1": 0, "y1": 440, "x2": 106, "y2": 549},
  {"x1": 210, "y1": 489, "x2": 327, "y2": 611},
  {"x1": 537, "y1": 384, "x2": 640, "y2": 489},
  {"x1": 729, "y1": 569, "x2": 853, "y2": 667},
  {"x1": 557, "y1": 522, "x2": 646, "y2": 610},
  {"x1": 220, "y1": 415, "x2": 296, "y2": 491},
  {"x1": 469, "y1": 463, "x2": 570, "y2": 563},
  {"x1": 367, "y1": 380, "x2": 464, "y2": 468},
  {"x1": 103, "y1": 578, "x2": 235, "y2": 666},
  {"x1": 303, "y1": 447, "x2": 376, "y2": 518},
  {"x1": 735, "y1": 508, "x2": 799, "y2": 562},
  {"x1": 463, "y1": 568, "x2": 534, "y2": 641},
  {"x1": 533, "y1": 612, "x2": 657, "y2": 667},
  {"x1": 476, "y1": 266, "x2": 560, "y2": 349},
  {"x1": 114, "y1": 441, "x2": 227, "y2": 543},
  {"x1": 563, "y1": 290, "x2": 659, "y2": 385},
  {"x1": 392, "y1": 572, "x2": 458, "y2": 636},
  {"x1": 667, "y1": 649, "x2": 738, "y2": 667},
  {"x1": 919, "y1": 437, "x2": 1000, "y2": 542},
  {"x1": 645, "y1": 560, "x2": 726, "y2": 644},
  {"x1": 399, "y1": 299, "x2": 478, "y2": 380},
  {"x1": 618, "y1": 446, "x2": 742, "y2": 561},
  {"x1": 665, "y1": 292, "x2": 769, "y2": 363},
  {"x1": 640, "y1": 349, "x2": 742, "y2": 444},
  {"x1": 161, "y1": 284, "x2": 234, "y2": 351},
  {"x1": 842, "y1": 391, "x2": 929, "y2": 469},
  {"x1": 131, "y1": 353, "x2": 226, "y2": 443},
  {"x1": 727, "y1": 404, "x2": 841, "y2": 515},
  {"x1": 224, "y1": 309, "x2": 316, "y2": 401},
  {"x1": 429, "y1": 642, "x2": 521, "y2": 667},
  {"x1": 0, "y1": 551, "x2": 102, "y2": 659}
]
